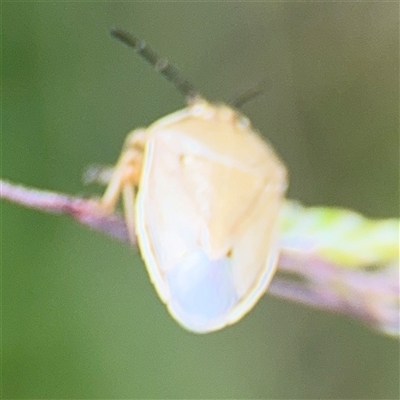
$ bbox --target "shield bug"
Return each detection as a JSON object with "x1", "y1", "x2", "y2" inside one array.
[{"x1": 100, "y1": 28, "x2": 288, "y2": 333}]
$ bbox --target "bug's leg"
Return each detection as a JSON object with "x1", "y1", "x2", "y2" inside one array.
[
  {"x1": 122, "y1": 182, "x2": 136, "y2": 243},
  {"x1": 99, "y1": 129, "x2": 147, "y2": 213},
  {"x1": 100, "y1": 150, "x2": 138, "y2": 212}
]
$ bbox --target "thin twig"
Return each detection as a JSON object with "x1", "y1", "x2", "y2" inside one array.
[{"x1": 1, "y1": 179, "x2": 398, "y2": 336}]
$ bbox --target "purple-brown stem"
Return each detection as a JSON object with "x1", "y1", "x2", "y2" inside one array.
[{"x1": 1, "y1": 179, "x2": 398, "y2": 336}]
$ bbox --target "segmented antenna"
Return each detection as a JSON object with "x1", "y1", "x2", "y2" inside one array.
[{"x1": 110, "y1": 28, "x2": 200, "y2": 103}]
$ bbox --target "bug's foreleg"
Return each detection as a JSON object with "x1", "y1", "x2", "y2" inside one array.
[{"x1": 99, "y1": 129, "x2": 146, "y2": 213}]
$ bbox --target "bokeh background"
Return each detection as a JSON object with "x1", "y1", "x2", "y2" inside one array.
[{"x1": 2, "y1": 2, "x2": 399, "y2": 399}]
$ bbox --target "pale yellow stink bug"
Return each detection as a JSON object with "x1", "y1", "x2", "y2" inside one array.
[{"x1": 100, "y1": 29, "x2": 288, "y2": 333}]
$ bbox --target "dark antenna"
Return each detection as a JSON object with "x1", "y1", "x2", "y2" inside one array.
[
  {"x1": 230, "y1": 78, "x2": 271, "y2": 109},
  {"x1": 110, "y1": 28, "x2": 200, "y2": 103}
]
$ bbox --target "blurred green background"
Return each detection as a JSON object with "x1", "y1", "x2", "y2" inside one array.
[{"x1": 2, "y1": 2, "x2": 399, "y2": 399}]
